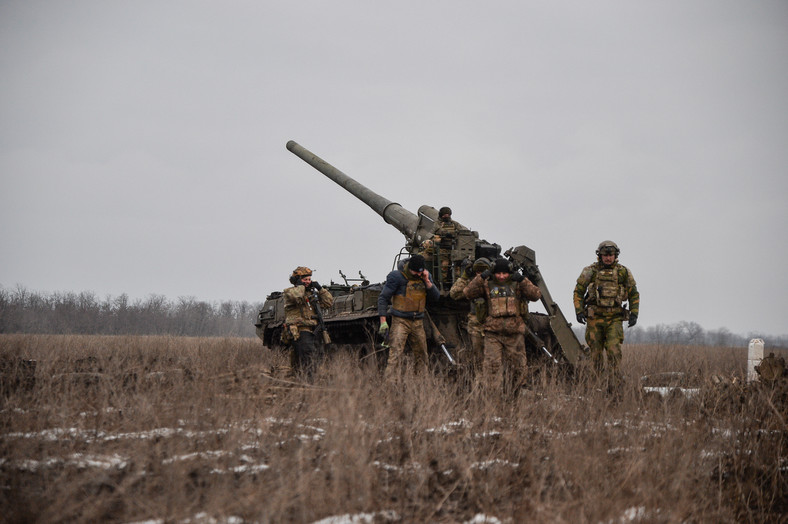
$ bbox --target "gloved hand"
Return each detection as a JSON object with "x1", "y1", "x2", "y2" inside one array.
[
  {"x1": 510, "y1": 272, "x2": 524, "y2": 282},
  {"x1": 310, "y1": 281, "x2": 322, "y2": 291},
  {"x1": 378, "y1": 321, "x2": 389, "y2": 337},
  {"x1": 628, "y1": 313, "x2": 638, "y2": 327},
  {"x1": 480, "y1": 270, "x2": 491, "y2": 280},
  {"x1": 576, "y1": 312, "x2": 586, "y2": 325}
]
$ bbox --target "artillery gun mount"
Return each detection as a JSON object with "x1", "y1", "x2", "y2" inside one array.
[{"x1": 255, "y1": 141, "x2": 585, "y2": 372}]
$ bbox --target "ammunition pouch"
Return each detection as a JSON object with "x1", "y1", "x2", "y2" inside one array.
[
  {"x1": 585, "y1": 305, "x2": 629, "y2": 320},
  {"x1": 280, "y1": 324, "x2": 300, "y2": 345},
  {"x1": 472, "y1": 298, "x2": 488, "y2": 323},
  {"x1": 591, "y1": 266, "x2": 627, "y2": 308},
  {"x1": 489, "y1": 296, "x2": 519, "y2": 317}
]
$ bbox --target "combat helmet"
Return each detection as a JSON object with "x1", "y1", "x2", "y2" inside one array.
[
  {"x1": 472, "y1": 257, "x2": 492, "y2": 273},
  {"x1": 289, "y1": 266, "x2": 313, "y2": 284},
  {"x1": 595, "y1": 240, "x2": 620, "y2": 258}
]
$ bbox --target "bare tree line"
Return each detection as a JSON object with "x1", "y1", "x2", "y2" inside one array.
[
  {"x1": 2, "y1": 285, "x2": 785, "y2": 346},
  {"x1": 574, "y1": 320, "x2": 787, "y2": 349},
  {"x1": 0, "y1": 286, "x2": 262, "y2": 337}
]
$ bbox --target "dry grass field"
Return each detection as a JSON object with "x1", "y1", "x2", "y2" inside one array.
[{"x1": 1, "y1": 334, "x2": 786, "y2": 523}]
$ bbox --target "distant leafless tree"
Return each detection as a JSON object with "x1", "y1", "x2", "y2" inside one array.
[
  {"x1": 1, "y1": 285, "x2": 786, "y2": 347},
  {"x1": 0, "y1": 285, "x2": 263, "y2": 337},
  {"x1": 573, "y1": 317, "x2": 784, "y2": 348}
]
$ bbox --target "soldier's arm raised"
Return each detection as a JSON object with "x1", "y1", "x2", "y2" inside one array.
[
  {"x1": 449, "y1": 277, "x2": 469, "y2": 300},
  {"x1": 519, "y1": 279, "x2": 542, "y2": 302},
  {"x1": 318, "y1": 287, "x2": 334, "y2": 308},
  {"x1": 463, "y1": 275, "x2": 484, "y2": 300}
]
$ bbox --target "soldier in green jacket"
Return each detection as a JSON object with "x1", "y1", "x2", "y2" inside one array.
[{"x1": 573, "y1": 241, "x2": 640, "y2": 389}]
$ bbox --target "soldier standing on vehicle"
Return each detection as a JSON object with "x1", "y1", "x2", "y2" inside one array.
[
  {"x1": 377, "y1": 254, "x2": 440, "y2": 379},
  {"x1": 573, "y1": 241, "x2": 640, "y2": 391},
  {"x1": 450, "y1": 257, "x2": 493, "y2": 385},
  {"x1": 421, "y1": 207, "x2": 468, "y2": 283},
  {"x1": 463, "y1": 258, "x2": 542, "y2": 398},
  {"x1": 282, "y1": 266, "x2": 334, "y2": 382}
]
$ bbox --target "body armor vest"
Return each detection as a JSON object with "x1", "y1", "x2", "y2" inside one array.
[
  {"x1": 392, "y1": 273, "x2": 428, "y2": 313},
  {"x1": 284, "y1": 287, "x2": 318, "y2": 328},
  {"x1": 591, "y1": 265, "x2": 627, "y2": 309},
  {"x1": 435, "y1": 221, "x2": 458, "y2": 249},
  {"x1": 487, "y1": 280, "x2": 520, "y2": 317}
]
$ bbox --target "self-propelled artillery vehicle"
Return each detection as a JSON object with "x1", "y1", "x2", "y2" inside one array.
[{"x1": 255, "y1": 141, "x2": 584, "y2": 370}]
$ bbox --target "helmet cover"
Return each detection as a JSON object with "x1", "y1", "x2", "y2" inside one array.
[
  {"x1": 291, "y1": 266, "x2": 313, "y2": 278},
  {"x1": 472, "y1": 257, "x2": 492, "y2": 272},
  {"x1": 596, "y1": 240, "x2": 620, "y2": 257}
]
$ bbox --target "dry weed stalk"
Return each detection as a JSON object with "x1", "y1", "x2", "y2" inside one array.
[{"x1": 1, "y1": 335, "x2": 785, "y2": 523}]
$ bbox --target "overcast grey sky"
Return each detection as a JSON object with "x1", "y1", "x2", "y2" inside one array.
[{"x1": 1, "y1": 1, "x2": 786, "y2": 337}]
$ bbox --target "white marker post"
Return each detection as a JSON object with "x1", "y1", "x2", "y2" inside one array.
[{"x1": 747, "y1": 338, "x2": 765, "y2": 382}]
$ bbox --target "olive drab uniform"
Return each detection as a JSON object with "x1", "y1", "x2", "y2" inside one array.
[
  {"x1": 464, "y1": 274, "x2": 541, "y2": 397},
  {"x1": 573, "y1": 261, "x2": 639, "y2": 385},
  {"x1": 283, "y1": 282, "x2": 333, "y2": 381}
]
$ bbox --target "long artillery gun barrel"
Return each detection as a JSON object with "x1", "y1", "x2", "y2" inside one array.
[
  {"x1": 286, "y1": 140, "x2": 435, "y2": 247},
  {"x1": 285, "y1": 140, "x2": 584, "y2": 366}
]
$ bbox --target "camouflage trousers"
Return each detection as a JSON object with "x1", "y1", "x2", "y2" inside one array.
[
  {"x1": 458, "y1": 317, "x2": 484, "y2": 376},
  {"x1": 585, "y1": 316, "x2": 625, "y2": 386},
  {"x1": 386, "y1": 316, "x2": 428, "y2": 377},
  {"x1": 458, "y1": 317, "x2": 500, "y2": 384},
  {"x1": 437, "y1": 250, "x2": 451, "y2": 283},
  {"x1": 484, "y1": 331, "x2": 527, "y2": 398}
]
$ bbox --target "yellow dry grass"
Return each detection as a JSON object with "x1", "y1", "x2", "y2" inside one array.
[{"x1": 1, "y1": 334, "x2": 786, "y2": 523}]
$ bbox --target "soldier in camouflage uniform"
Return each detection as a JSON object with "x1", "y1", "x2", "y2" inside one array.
[
  {"x1": 377, "y1": 254, "x2": 440, "y2": 379},
  {"x1": 421, "y1": 207, "x2": 468, "y2": 283},
  {"x1": 464, "y1": 258, "x2": 542, "y2": 398},
  {"x1": 450, "y1": 257, "x2": 493, "y2": 385},
  {"x1": 283, "y1": 266, "x2": 334, "y2": 382},
  {"x1": 573, "y1": 241, "x2": 640, "y2": 389}
]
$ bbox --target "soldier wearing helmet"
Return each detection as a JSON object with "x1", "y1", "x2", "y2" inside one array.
[
  {"x1": 450, "y1": 257, "x2": 495, "y2": 385},
  {"x1": 421, "y1": 206, "x2": 469, "y2": 284},
  {"x1": 282, "y1": 266, "x2": 334, "y2": 382},
  {"x1": 573, "y1": 241, "x2": 640, "y2": 391},
  {"x1": 464, "y1": 257, "x2": 542, "y2": 398}
]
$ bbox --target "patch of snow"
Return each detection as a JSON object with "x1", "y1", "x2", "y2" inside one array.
[{"x1": 464, "y1": 515, "x2": 502, "y2": 524}]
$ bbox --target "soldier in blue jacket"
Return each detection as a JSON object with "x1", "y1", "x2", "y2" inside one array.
[{"x1": 377, "y1": 254, "x2": 440, "y2": 377}]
